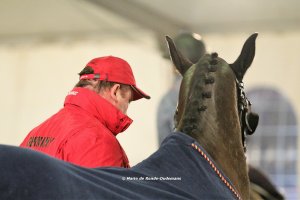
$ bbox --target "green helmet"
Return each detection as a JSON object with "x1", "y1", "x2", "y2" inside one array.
[{"x1": 173, "y1": 32, "x2": 206, "y2": 63}]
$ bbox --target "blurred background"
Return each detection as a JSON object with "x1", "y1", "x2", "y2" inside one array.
[{"x1": 0, "y1": 0, "x2": 299, "y2": 199}]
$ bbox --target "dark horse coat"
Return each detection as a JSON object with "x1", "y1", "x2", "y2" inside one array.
[{"x1": 0, "y1": 132, "x2": 238, "y2": 200}]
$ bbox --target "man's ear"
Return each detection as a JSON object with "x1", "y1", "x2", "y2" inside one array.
[{"x1": 110, "y1": 84, "x2": 120, "y2": 102}]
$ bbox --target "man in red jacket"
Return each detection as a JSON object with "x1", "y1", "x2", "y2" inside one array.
[{"x1": 20, "y1": 56, "x2": 150, "y2": 168}]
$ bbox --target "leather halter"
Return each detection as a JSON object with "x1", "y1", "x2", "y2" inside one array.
[{"x1": 236, "y1": 79, "x2": 258, "y2": 152}]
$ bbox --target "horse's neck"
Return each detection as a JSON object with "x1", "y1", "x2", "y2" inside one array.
[
  {"x1": 199, "y1": 117, "x2": 249, "y2": 199},
  {"x1": 207, "y1": 99, "x2": 249, "y2": 199}
]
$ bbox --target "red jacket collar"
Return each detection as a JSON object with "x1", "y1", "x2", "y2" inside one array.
[{"x1": 64, "y1": 87, "x2": 133, "y2": 136}]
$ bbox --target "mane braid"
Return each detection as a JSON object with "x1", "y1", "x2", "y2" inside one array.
[{"x1": 180, "y1": 54, "x2": 219, "y2": 137}]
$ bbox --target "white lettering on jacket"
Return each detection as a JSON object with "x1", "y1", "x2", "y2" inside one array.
[{"x1": 68, "y1": 91, "x2": 78, "y2": 96}]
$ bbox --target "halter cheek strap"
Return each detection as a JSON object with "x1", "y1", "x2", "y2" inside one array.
[{"x1": 236, "y1": 79, "x2": 259, "y2": 152}]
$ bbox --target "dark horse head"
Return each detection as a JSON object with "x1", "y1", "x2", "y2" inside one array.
[{"x1": 166, "y1": 33, "x2": 259, "y2": 200}]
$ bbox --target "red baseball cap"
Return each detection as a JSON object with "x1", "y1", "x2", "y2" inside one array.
[{"x1": 80, "y1": 56, "x2": 150, "y2": 101}]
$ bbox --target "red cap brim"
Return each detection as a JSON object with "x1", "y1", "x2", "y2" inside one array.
[{"x1": 131, "y1": 86, "x2": 150, "y2": 101}]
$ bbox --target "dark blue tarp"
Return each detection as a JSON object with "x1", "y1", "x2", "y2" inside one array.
[{"x1": 0, "y1": 132, "x2": 238, "y2": 200}]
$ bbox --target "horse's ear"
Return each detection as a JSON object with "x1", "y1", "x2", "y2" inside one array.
[
  {"x1": 230, "y1": 33, "x2": 258, "y2": 81},
  {"x1": 165, "y1": 36, "x2": 193, "y2": 76}
]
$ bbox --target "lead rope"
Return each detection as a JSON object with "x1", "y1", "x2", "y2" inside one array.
[{"x1": 191, "y1": 143, "x2": 242, "y2": 200}]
